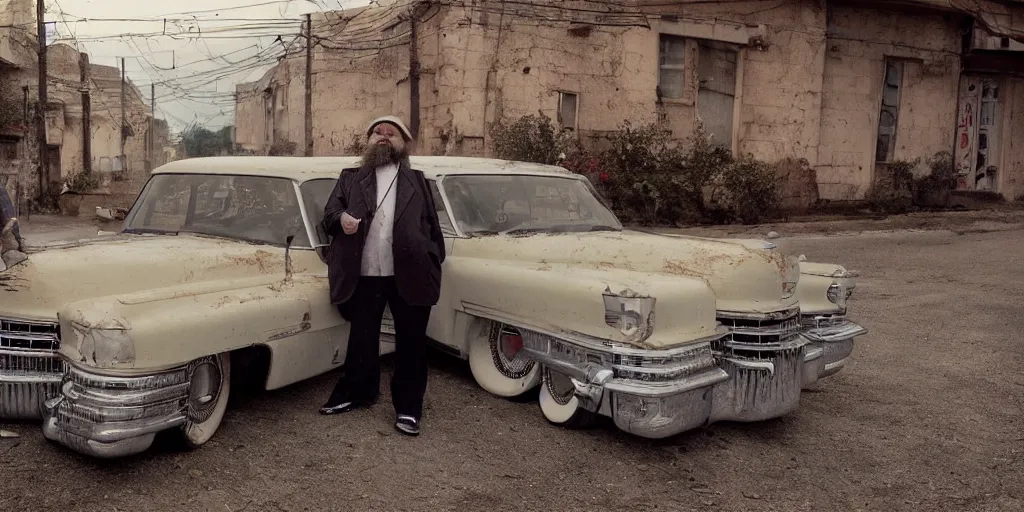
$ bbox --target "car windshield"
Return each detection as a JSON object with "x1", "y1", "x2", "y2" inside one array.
[
  {"x1": 440, "y1": 174, "x2": 622, "y2": 235},
  {"x1": 123, "y1": 173, "x2": 311, "y2": 247}
]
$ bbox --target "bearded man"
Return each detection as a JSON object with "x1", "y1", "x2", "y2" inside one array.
[{"x1": 319, "y1": 115, "x2": 446, "y2": 437}]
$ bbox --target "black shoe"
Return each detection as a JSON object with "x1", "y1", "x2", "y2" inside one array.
[
  {"x1": 394, "y1": 415, "x2": 420, "y2": 436},
  {"x1": 319, "y1": 400, "x2": 361, "y2": 415}
]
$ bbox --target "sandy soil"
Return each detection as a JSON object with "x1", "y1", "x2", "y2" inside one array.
[{"x1": 2, "y1": 216, "x2": 1022, "y2": 511}]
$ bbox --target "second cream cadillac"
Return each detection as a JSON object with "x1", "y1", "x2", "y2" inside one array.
[{"x1": 0, "y1": 156, "x2": 866, "y2": 457}]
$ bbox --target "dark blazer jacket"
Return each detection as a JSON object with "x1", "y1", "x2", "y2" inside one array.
[{"x1": 321, "y1": 160, "x2": 446, "y2": 309}]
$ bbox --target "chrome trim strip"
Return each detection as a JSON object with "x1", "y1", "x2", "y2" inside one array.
[
  {"x1": 721, "y1": 336, "x2": 809, "y2": 352},
  {"x1": 717, "y1": 306, "x2": 801, "y2": 322},
  {"x1": 0, "y1": 373, "x2": 63, "y2": 384},
  {"x1": 602, "y1": 367, "x2": 729, "y2": 398},
  {"x1": 460, "y1": 301, "x2": 728, "y2": 357},
  {"x1": 0, "y1": 346, "x2": 62, "y2": 357},
  {"x1": 0, "y1": 332, "x2": 59, "y2": 343},
  {"x1": 292, "y1": 179, "x2": 321, "y2": 248},
  {"x1": 803, "y1": 322, "x2": 867, "y2": 343}
]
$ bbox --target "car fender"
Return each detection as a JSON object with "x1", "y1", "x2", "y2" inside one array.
[
  {"x1": 797, "y1": 261, "x2": 858, "y2": 314},
  {"x1": 439, "y1": 257, "x2": 720, "y2": 352},
  {"x1": 57, "y1": 275, "x2": 312, "y2": 371}
]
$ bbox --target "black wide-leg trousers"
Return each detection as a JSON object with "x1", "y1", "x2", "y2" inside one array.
[{"x1": 327, "y1": 276, "x2": 430, "y2": 419}]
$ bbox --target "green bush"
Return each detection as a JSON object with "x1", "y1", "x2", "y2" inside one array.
[
  {"x1": 490, "y1": 115, "x2": 783, "y2": 225},
  {"x1": 866, "y1": 158, "x2": 917, "y2": 214},
  {"x1": 490, "y1": 112, "x2": 569, "y2": 165},
  {"x1": 63, "y1": 171, "x2": 99, "y2": 194},
  {"x1": 867, "y1": 152, "x2": 958, "y2": 213},
  {"x1": 600, "y1": 121, "x2": 687, "y2": 225},
  {"x1": 711, "y1": 156, "x2": 780, "y2": 224}
]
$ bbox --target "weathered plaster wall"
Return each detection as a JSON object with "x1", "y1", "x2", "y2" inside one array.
[
  {"x1": 641, "y1": 1, "x2": 827, "y2": 163},
  {"x1": 234, "y1": 81, "x2": 265, "y2": 150},
  {"x1": 306, "y1": 5, "x2": 417, "y2": 155},
  {"x1": 1004, "y1": 78, "x2": 1024, "y2": 200},
  {"x1": 0, "y1": 40, "x2": 155, "y2": 205},
  {"x1": 231, "y1": 0, "x2": 1021, "y2": 203},
  {"x1": 424, "y1": 6, "x2": 655, "y2": 155},
  {"x1": 817, "y1": 5, "x2": 962, "y2": 199}
]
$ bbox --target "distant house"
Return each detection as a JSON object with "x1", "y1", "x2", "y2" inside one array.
[
  {"x1": 0, "y1": 0, "x2": 171, "y2": 211},
  {"x1": 235, "y1": 0, "x2": 1024, "y2": 202}
]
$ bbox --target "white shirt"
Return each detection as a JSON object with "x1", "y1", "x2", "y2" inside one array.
[{"x1": 360, "y1": 163, "x2": 399, "y2": 276}]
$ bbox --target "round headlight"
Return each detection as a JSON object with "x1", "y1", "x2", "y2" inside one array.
[{"x1": 827, "y1": 283, "x2": 847, "y2": 309}]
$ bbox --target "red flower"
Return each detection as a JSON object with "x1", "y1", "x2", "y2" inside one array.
[{"x1": 599, "y1": 172, "x2": 609, "y2": 182}]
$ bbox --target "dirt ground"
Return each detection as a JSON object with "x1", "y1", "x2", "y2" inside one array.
[{"x1": 2, "y1": 214, "x2": 1023, "y2": 511}]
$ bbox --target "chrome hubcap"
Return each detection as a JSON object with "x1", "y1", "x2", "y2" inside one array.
[
  {"x1": 186, "y1": 357, "x2": 222, "y2": 423},
  {"x1": 489, "y1": 323, "x2": 535, "y2": 379},
  {"x1": 544, "y1": 368, "x2": 575, "y2": 406}
]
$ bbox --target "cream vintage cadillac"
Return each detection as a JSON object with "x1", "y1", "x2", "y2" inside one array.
[{"x1": 0, "y1": 156, "x2": 865, "y2": 458}]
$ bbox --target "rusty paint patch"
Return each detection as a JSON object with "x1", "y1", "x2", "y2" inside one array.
[
  {"x1": 225, "y1": 250, "x2": 278, "y2": 274},
  {"x1": 265, "y1": 312, "x2": 313, "y2": 341},
  {"x1": 0, "y1": 273, "x2": 26, "y2": 292},
  {"x1": 663, "y1": 248, "x2": 745, "y2": 278}
]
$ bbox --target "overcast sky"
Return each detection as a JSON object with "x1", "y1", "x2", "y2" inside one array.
[{"x1": 46, "y1": 0, "x2": 367, "y2": 134}]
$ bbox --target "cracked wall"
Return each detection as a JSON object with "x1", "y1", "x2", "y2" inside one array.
[
  {"x1": 1005, "y1": 78, "x2": 1024, "y2": 201},
  {"x1": 642, "y1": 1, "x2": 828, "y2": 165},
  {"x1": 1, "y1": 37, "x2": 157, "y2": 206},
  {"x1": 817, "y1": 5, "x2": 962, "y2": 200},
  {"x1": 426, "y1": 5, "x2": 656, "y2": 156},
  {"x1": 232, "y1": 0, "x2": 1019, "y2": 203}
]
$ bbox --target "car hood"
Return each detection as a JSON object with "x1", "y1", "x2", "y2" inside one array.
[
  {"x1": 453, "y1": 229, "x2": 797, "y2": 314},
  {"x1": 0, "y1": 234, "x2": 290, "y2": 321}
]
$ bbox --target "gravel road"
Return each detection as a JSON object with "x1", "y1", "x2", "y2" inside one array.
[{"x1": 2, "y1": 217, "x2": 1022, "y2": 512}]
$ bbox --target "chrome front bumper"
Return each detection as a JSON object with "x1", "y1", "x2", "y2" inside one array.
[
  {"x1": 521, "y1": 330, "x2": 730, "y2": 439},
  {"x1": 518, "y1": 310, "x2": 866, "y2": 439},
  {"x1": 799, "y1": 314, "x2": 867, "y2": 388},
  {"x1": 41, "y1": 362, "x2": 192, "y2": 459}
]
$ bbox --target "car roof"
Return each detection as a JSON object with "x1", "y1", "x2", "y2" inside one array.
[{"x1": 151, "y1": 156, "x2": 576, "y2": 182}]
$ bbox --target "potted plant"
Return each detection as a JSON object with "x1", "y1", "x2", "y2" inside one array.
[{"x1": 59, "y1": 171, "x2": 99, "y2": 216}]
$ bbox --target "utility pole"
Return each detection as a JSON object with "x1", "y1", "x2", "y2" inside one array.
[
  {"x1": 408, "y1": 7, "x2": 420, "y2": 140},
  {"x1": 36, "y1": 0, "x2": 48, "y2": 201},
  {"x1": 80, "y1": 52, "x2": 91, "y2": 174},
  {"x1": 120, "y1": 57, "x2": 126, "y2": 171},
  {"x1": 304, "y1": 13, "x2": 313, "y2": 157},
  {"x1": 149, "y1": 84, "x2": 155, "y2": 170},
  {"x1": 21, "y1": 85, "x2": 27, "y2": 218}
]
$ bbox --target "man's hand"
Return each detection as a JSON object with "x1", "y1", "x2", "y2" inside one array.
[{"x1": 340, "y1": 212, "x2": 361, "y2": 235}]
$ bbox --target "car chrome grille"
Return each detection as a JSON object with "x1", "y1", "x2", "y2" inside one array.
[
  {"x1": 715, "y1": 309, "x2": 805, "y2": 360},
  {"x1": 0, "y1": 317, "x2": 64, "y2": 420},
  {"x1": 1, "y1": 318, "x2": 61, "y2": 351}
]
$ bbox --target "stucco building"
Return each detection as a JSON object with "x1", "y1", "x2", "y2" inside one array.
[
  {"x1": 234, "y1": 0, "x2": 1024, "y2": 202},
  {"x1": 0, "y1": 0, "x2": 169, "y2": 213}
]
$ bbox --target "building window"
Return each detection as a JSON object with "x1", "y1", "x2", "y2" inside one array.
[
  {"x1": 658, "y1": 35, "x2": 687, "y2": 99},
  {"x1": 875, "y1": 59, "x2": 904, "y2": 163},
  {"x1": 558, "y1": 91, "x2": 578, "y2": 131},
  {"x1": 0, "y1": 140, "x2": 19, "y2": 161}
]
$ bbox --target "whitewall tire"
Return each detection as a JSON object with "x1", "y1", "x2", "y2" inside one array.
[
  {"x1": 176, "y1": 352, "x2": 231, "y2": 449},
  {"x1": 468, "y1": 321, "x2": 541, "y2": 398},
  {"x1": 538, "y1": 366, "x2": 597, "y2": 429}
]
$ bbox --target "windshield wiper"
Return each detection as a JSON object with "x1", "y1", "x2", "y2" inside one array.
[
  {"x1": 466, "y1": 230, "x2": 500, "y2": 237},
  {"x1": 504, "y1": 224, "x2": 621, "y2": 235},
  {"x1": 502, "y1": 227, "x2": 549, "y2": 236},
  {"x1": 123, "y1": 228, "x2": 176, "y2": 235}
]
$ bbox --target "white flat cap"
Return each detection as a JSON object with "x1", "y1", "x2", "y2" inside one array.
[{"x1": 366, "y1": 115, "x2": 413, "y2": 141}]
